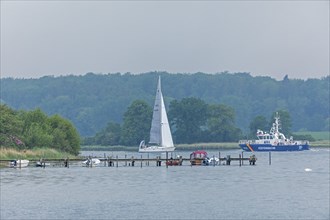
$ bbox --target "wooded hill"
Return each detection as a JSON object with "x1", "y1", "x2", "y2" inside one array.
[{"x1": 1, "y1": 72, "x2": 329, "y2": 137}]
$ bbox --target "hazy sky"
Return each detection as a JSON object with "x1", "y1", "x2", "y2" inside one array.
[{"x1": 1, "y1": 1, "x2": 329, "y2": 80}]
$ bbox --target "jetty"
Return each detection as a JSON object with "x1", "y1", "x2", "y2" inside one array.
[{"x1": 0, "y1": 151, "x2": 267, "y2": 168}]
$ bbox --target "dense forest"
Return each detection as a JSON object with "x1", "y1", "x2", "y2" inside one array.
[{"x1": 1, "y1": 72, "x2": 329, "y2": 139}]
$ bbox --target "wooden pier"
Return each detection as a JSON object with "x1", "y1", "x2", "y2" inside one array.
[{"x1": 1, "y1": 152, "x2": 263, "y2": 168}]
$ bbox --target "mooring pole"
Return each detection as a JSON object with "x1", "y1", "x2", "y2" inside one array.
[
  {"x1": 269, "y1": 152, "x2": 271, "y2": 165},
  {"x1": 116, "y1": 155, "x2": 118, "y2": 167},
  {"x1": 166, "y1": 152, "x2": 168, "y2": 168},
  {"x1": 242, "y1": 151, "x2": 244, "y2": 165},
  {"x1": 140, "y1": 155, "x2": 142, "y2": 168},
  {"x1": 219, "y1": 152, "x2": 221, "y2": 166},
  {"x1": 239, "y1": 154, "x2": 241, "y2": 167}
]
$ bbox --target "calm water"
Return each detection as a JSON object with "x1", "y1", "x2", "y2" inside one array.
[{"x1": 1, "y1": 149, "x2": 329, "y2": 220}]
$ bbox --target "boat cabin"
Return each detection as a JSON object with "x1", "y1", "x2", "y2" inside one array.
[{"x1": 256, "y1": 130, "x2": 274, "y2": 140}]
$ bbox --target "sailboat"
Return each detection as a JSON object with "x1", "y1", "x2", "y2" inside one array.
[{"x1": 139, "y1": 76, "x2": 175, "y2": 153}]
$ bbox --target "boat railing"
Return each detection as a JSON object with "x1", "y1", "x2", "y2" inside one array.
[{"x1": 239, "y1": 140, "x2": 256, "y2": 144}]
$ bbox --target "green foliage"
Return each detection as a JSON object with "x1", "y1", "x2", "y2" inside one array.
[
  {"x1": 0, "y1": 105, "x2": 23, "y2": 147},
  {"x1": 169, "y1": 97, "x2": 208, "y2": 144},
  {"x1": 48, "y1": 114, "x2": 81, "y2": 155},
  {"x1": 120, "y1": 100, "x2": 152, "y2": 146},
  {"x1": 0, "y1": 104, "x2": 80, "y2": 155},
  {"x1": 19, "y1": 108, "x2": 52, "y2": 148},
  {"x1": 293, "y1": 131, "x2": 329, "y2": 141},
  {"x1": 1, "y1": 73, "x2": 329, "y2": 137},
  {"x1": 91, "y1": 122, "x2": 121, "y2": 146},
  {"x1": 291, "y1": 134, "x2": 315, "y2": 142},
  {"x1": 206, "y1": 104, "x2": 241, "y2": 142},
  {"x1": 249, "y1": 115, "x2": 268, "y2": 138}
]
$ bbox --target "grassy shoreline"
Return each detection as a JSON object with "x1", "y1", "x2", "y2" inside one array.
[
  {"x1": 0, "y1": 147, "x2": 79, "y2": 160},
  {"x1": 1, "y1": 140, "x2": 328, "y2": 159}
]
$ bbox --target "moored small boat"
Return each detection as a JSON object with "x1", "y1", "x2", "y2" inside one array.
[
  {"x1": 82, "y1": 158, "x2": 101, "y2": 166},
  {"x1": 166, "y1": 155, "x2": 183, "y2": 166},
  {"x1": 9, "y1": 159, "x2": 29, "y2": 168},
  {"x1": 204, "y1": 157, "x2": 220, "y2": 166},
  {"x1": 190, "y1": 150, "x2": 208, "y2": 165},
  {"x1": 36, "y1": 161, "x2": 51, "y2": 167}
]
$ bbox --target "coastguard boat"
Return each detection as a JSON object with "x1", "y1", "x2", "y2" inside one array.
[{"x1": 239, "y1": 112, "x2": 309, "y2": 152}]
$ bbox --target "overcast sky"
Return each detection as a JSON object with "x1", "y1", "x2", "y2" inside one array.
[{"x1": 1, "y1": 1, "x2": 329, "y2": 80}]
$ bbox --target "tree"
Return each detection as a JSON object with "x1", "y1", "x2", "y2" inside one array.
[
  {"x1": 249, "y1": 115, "x2": 268, "y2": 138},
  {"x1": 48, "y1": 114, "x2": 81, "y2": 155},
  {"x1": 0, "y1": 105, "x2": 80, "y2": 154},
  {"x1": 0, "y1": 104, "x2": 23, "y2": 148},
  {"x1": 169, "y1": 97, "x2": 208, "y2": 144},
  {"x1": 19, "y1": 108, "x2": 52, "y2": 149},
  {"x1": 120, "y1": 100, "x2": 152, "y2": 146},
  {"x1": 206, "y1": 104, "x2": 241, "y2": 142},
  {"x1": 94, "y1": 122, "x2": 121, "y2": 146}
]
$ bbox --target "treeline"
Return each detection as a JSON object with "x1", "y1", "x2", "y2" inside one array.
[
  {"x1": 84, "y1": 98, "x2": 314, "y2": 146},
  {"x1": 1, "y1": 72, "x2": 329, "y2": 137},
  {"x1": 84, "y1": 98, "x2": 241, "y2": 146},
  {"x1": 0, "y1": 104, "x2": 80, "y2": 155}
]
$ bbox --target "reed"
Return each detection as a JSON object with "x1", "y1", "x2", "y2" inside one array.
[
  {"x1": 0, "y1": 147, "x2": 77, "y2": 160},
  {"x1": 81, "y1": 142, "x2": 240, "y2": 151},
  {"x1": 310, "y1": 140, "x2": 330, "y2": 148}
]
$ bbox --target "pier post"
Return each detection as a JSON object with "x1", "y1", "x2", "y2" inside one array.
[
  {"x1": 226, "y1": 155, "x2": 231, "y2": 165},
  {"x1": 219, "y1": 152, "x2": 221, "y2": 166},
  {"x1": 147, "y1": 153, "x2": 149, "y2": 166},
  {"x1": 19, "y1": 159, "x2": 21, "y2": 169},
  {"x1": 104, "y1": 153, "x2": 106, "y2": 167},
  {"x1": 116, "y1": 155, "x2": 118, "y2": 167},
  {"x1": 166, "y1": 152, "x2": 168, "y2": 168},
  {"x1": 269, "y1": 152, "x2": 271, "y2": 165},
  {"x1": 141, "y1": 155, "x2": 142, "y2": 168},
  {"x1": 239, "y1": 154, "x2": 241, "y2": 167},
  {"x1": 242, "y1": 151, "x2": 244, "y2": 165},
  {"x1": 66, "y1": 157, "x2": 69, "y2": 168},
  {"x1": 125, "y1": 154, "x2": 127, "y2": 166},
  {"x1": 213, "y1": 155, "x2": 215, "y2": 167}
]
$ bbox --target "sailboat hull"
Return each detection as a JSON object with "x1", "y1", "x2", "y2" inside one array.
[{"x1": 139, "y1": 146, "x2": 175, "y2": 153}]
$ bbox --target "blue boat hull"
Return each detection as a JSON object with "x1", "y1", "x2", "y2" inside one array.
[{"x1": 239, "y1": 143, "x2": 309, "y2": 152}]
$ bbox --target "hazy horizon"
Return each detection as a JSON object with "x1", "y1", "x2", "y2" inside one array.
[{"x1": 1, "y1": 1, "x2": 329, "y2": 80}]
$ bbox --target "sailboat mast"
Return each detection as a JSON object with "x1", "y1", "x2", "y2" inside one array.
[{"x1": 158, "y1": 77, "x2": 163, "y2": 146}]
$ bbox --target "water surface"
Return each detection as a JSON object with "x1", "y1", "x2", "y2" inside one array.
[{"x1": 1, "y1": 149, "x2": 329, "y2": 219}]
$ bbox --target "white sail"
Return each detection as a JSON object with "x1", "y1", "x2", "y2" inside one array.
[
  {"x1": 160, "y1": 93, "x2": 174, "y2": 148},
  {"x1": 139, "y1": 76, "x2": 175, "y2": 152},
  {"x1": 149, "y1": 77, "x2": 162, "y2": 145}
]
